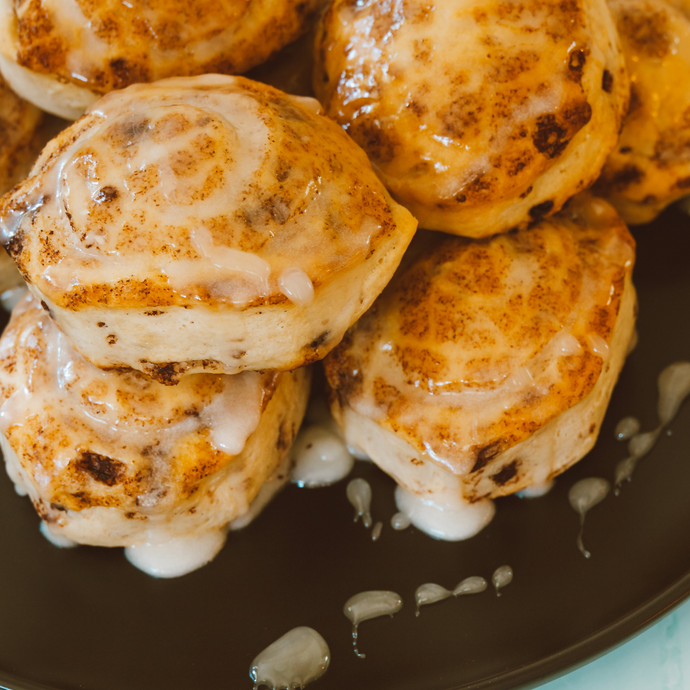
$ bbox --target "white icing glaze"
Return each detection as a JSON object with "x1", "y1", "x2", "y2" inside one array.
[
  {"x1": 492, "y1": 565, "x2": 513, "y2": 596},
  {"x1": 552, "y1": 331, "x2": 582, "y2": 356},
  {"x1": 346, "y1": 478, "x2": 372, "y2": 529},
  {"x1": 0, "y1": 295, "x2": 264, "y2": 488},
  {"x1": 278, "y1": 268, "x2": 315, "y2": 306},
  {"x1": 615, "y1": 362, "x2": 690, "y2": 489},
  {"x1": 394, "y1": 486, "x2": 495, "y2": 541},
  {"x1": 453, "y1": 576, "x2": 488, "y2": 596},
  {"x1": 657, "y1": 362, "x2": 690, "y2": 427},
  {"x1": 291, "y1": 425, "x2": 354, "y2": 488},
  {"x1": 371, "y1": 521, "x2": 382, "y2": 541},
  {"x1": 124, "y1": 529, "x2": 226, "y2": 578},
  {"x1": 415, "y1": 583, "x2": 452, "y2": 616},
  {"x1": 587, "y1": 333, "x2": 610, "y2": 361},
  {"x1": 568, "y1": 477, "x2": 610, "y2": 558},
  {"x1": 202, "y1": 372, "x2": 263, "y2": 455},
  {"x1": 343, "y1": 590, "x2": 403, "y2": 658},
  {"x1": 390, "y1": 511, "x2": 411, "y2": 530},
  {"x1": 249, "y1": 626, "x2": 330, "y2": 690},
  {"x1": 516, "y1": 479, "x2": 555, "y2": 498},
  {"x1": 40, "y1": 521, "x2": 78, "y2": 548},
  {"x1": 614, "y1": 416, "x2": 640, "y2": 441}
]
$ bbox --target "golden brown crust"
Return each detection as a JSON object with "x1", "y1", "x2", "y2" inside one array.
[
  {"x1": 0, "y1": 75, "x2": 405, "y2": 311},
  {"x1": 314, "y1": 0, "x2": 629, "y2": 236},
  {"x1": 324, "y1": 194, "x2": 636, "y2": 476},
  {"x1": 0, "y1": 293, "x2": 286, "y2": 516},
  {"x1": 595, "y1": 0, "x2": 690, "y2": 223},
  {"x1": 13, "y1": 0, "x2": 322, "y2": 92}
]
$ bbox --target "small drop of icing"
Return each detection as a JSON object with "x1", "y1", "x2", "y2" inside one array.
[
  {"x1": 568, "y1": 478, "x2": 610, "y2": 558},
  {"x1": 346, "y1": 478, "x2": 372, "y2": 529},
  {"x1": 492, "y1": 566, "x2": 513, "y2": 596},
  {"x1": 415, "y1": 583, "x2": 452, "y2": 616},
  {"x1": 371, "y1": 521, "x2": 383, "y2": 541},
  {"x1": 553, "y1": 331, "x2": 582, "y2": 356},
  {"x1": 394, "y1": 486, "x2": 495, "y2": 541},
  {"x1": 587, "y1": 333, "x2": 610, "y2": 360},
  {"x1": 453, "y1": 576, "x2": 488, "y2": 596},
  {"x1": 516, "y1": 479, "x2": 555, "y2": 498},
  {"x1": 657, "y1": 362, "x2": 690, "y2": 427},
  {"x1": 40, "y1": 521, "x2": 78, "y2": 548},
  {"x1": 614, "y1": 362, "x2": 690, "y2": 491},
  {"x1": 615, "y1": 416, "x2": 640, "y2": 441},
  {"x1": 249, "y1": 627, "x2": 330, "y2": 690},
  {"x1": 390, "y1": 511, "x2": 411, "y2": 530},
  {"x1": 343, "y1": 590, "x2": 402, "y2": 658},
  {"x1": 291, "y1": 425, "x2": 354, "y2": 488},
  {"x1": 278, "y1": 268, "x2": 314, "y2": 306},
  {"x1": 124, "y1": 529, "x2": 226, "y2": 578}
]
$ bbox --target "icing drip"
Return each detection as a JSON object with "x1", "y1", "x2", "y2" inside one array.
[
  {"x1": 415, "y1": 584, "x2": 452, "y2": 616},
  {"x1": 40, "y1": 521, "x2": 78, "y2": 548},
  {"x1": 390, "y1": 511, "x2": 411, "y2": 530},
  {"x1": 278, "y1": 268, "x2": 314, "y2": 306},
  {"x1": 568, "y1": 478, "x2": 610, "y2": 558},
  {"x1": 615, "y1": 416, "x2": 640, "y2": 441},
  {"x1": 453, "y1": 576, "x2": 488, "y2": 596},
  {"x1": 615, "y1": 362, "x2": 690, "y2": 490},
  {"x1": 249, "y1": 627, "x2": 330, "y2": 690},
  {"x1": 492, "y1": 566, "x2": 513, "y2": 596},
  {"x1": 343, "y1": 590, "x2": 403, "y2": 658},
  {"x1": 371, "y1": 521, "x2": 383, "y2": 541},
  {"x1": 516, "y1": 479, "x2": 555, "y2": 498},
  {"x1": 346, "y1": 478, "x2": 373, "y2": 529},
  {"x1": 394, "y1": 486, "x2": 495, "y2": 541},
  {"x1": 291, "y1": 426, "x2": 354, "y2": 488},
  {"x1": 124, "y1": 530, "x2": 226, "y2": 578}
]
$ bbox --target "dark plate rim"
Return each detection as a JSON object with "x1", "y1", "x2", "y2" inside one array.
[{"x1": 457, "y1": 570, "x2": 690, "y2": 690}]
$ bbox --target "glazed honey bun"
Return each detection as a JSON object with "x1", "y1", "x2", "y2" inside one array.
[
  {"x1": 595, "y1": 0, "x2": 690, "y2": 224},
  {"x1": 324, "y1": 194, "x2": 637, "y2": 531},
  {"x1": 315, "y1": 0, "x2": 630, "y2": 238},
  {"x1": 0, "y1": 0, "x2": 323, "y2": 119},
  {"x1": 0, "y1": 292, "x2": 310, "y2": 559},
  {"x1": 0, "y1": 75, "x2": 417, "y2": 384}
]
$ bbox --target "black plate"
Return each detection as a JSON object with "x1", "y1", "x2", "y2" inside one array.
[{"x1": 0, "y1": 205, "x2": 688, "y2": 690}]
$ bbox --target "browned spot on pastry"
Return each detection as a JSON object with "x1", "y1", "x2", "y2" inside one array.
[
  {"x1": 491, "y1": 461, "x2": 519, "y2": 485},
  {"x1": 619, "y1": 7, "x2": 670, "y2": 59},
  {"x1": 528, "y1": 200, "x2": 554, "y2": 220},
  {"x1": 471, "y1": 441, "x2": 502, "y2": 472},
  {"x1": 604, "y1": 164, "x2": 644, "y2": 191},
  {"x1": 75, "y1": 450, "x2": 126, "y2": 486},
  {"x1": 602, "y1": 69, "x2": 613, "y2": 93},
  {"x1": 309, "y1": 331, "x2": 330, "y2": 350},
  {"x1": 533, "y1": 114, "x2": 569, "y2": 158},
  {"x1": 568, "y1": 48, "x2": 586, "y2": 82}
]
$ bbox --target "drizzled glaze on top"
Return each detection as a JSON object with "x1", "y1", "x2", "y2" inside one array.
[
  {"x1": 0, "y1": 292, "x2": 293, "y2": 539},
  {"x1": 325, "y1": 194, "x2": 635, "y2": 491},
  {"x1": 0, "y1": 75, "x2": 401, "y2": 311},
  {"x1": 595, "y1": 0, "x2": 690, "y2": 224},
  {"x1": 315, "y1": 0, "x2": 629, "y2": 236},
  {"x1": 11, "y1": 0, "x2": 322, "y2": 93}
]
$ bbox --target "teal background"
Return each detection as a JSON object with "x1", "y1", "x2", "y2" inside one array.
[{"x1": 541, "y1": 598, "x2": 690, "y2": 689}]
